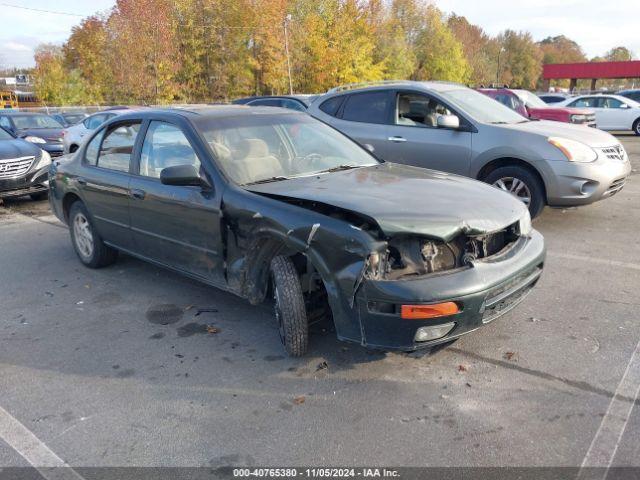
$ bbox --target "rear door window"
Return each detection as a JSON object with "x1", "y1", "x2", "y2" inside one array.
[
  {"x1": 570, "y1": 97, "x2": 598, "y2": 108},
  {"x1": 96, "y1": 122, "x2": 141, "y2": 172},
  {"x1": 341, "y1": 91, "x2": 390, "y2": 124}
]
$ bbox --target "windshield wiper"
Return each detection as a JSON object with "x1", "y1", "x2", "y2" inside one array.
[
  {"x1": 243, "y1": 176, "x2": 289, "y2": 186},
  {"x1": 315, "y1": 164, "x2": 364, "y2": 174}
]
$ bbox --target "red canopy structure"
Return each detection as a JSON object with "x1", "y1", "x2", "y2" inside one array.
[{"x1": 542, "y1": 61, "x2": 640, "y2": 91}]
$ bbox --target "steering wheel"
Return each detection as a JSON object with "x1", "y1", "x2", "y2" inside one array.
[{"x1": 294, "y1": 153, "x2": 324, "y2": 173}]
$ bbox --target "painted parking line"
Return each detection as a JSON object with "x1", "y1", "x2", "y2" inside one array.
[
  {"x1": 577, "y1": 338, "x2": 640, "y2": 479},
  {"x1": 0, "y1": 404, "x2": 85, "y2": 480}
]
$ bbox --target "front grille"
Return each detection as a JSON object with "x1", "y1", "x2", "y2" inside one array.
[
  {"x1": 482, "y1": 265, "x2": 542, "y2": 323},
  {"x1": 605, "y1": 177, "x2": 626, "y2": 197},
  {"x1": 0, "y1": 156, "x2": 35, "y2": 178},
  {"x1": 600, "y1": 145, "x2": 627, "y2": 161}
]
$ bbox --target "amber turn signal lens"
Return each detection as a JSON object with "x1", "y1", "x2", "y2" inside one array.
[{"x1": 401, "y1": 302, "x2": 459, "y2": 319}]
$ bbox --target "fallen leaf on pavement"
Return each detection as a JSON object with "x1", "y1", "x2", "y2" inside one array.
[
  {"x1": 206, "y1": 325, "x2": 219, "y2": 334},
  {"x1": 458, "y1": 364, "x2": 467, "y2": 372},
  {"x1": 293, "y1": 396, "x2": 305, "y2": 405},
  {"x1": 503, "y1": 351, "x2": 516, "y2": 361}
]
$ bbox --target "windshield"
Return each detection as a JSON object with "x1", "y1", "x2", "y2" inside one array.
[
  {"x1": 0, "y1": 127, "x2": 14, "y2": 140},
  {"x1": 516, "y1": 90, "x2": 548, "y2": 108},
  {"x1": 11, "y1": 115, "x2": 63, "y2": 129},
  {"x1": 439, "y1": 88, "x2": 527, "y2": 124},
  {"x1": 197, "y1": 114, "x2": 379, "y2": 185}
]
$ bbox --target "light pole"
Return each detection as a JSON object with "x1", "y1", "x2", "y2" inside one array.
[
  {"x1": 496, "y1": 47, "x2": 505, "y2": 86},
  {"x1": 284, "y1": 14, "x2": 293, "y2": 95}
]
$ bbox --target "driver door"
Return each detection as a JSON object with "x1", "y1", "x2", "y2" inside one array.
[
  {"x1": 128, "y1": 120, "x2": 225, "y2": 285},
  {"x1": 384, "y1": 91, "x2": 472, "y2": 176}
]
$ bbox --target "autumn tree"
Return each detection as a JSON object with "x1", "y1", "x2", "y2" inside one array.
[
  {"x1": 496, "y1": 30, "x2": 542, "y2": 89},
  {"x1": 64, "y1": 15, "x2": 112, "y2": 103},
  {"x1": 605, "y1": 46, "x2": 634, "y2": 61},
  {"x1": 34, "y1": 44, "x2": 90, "y2": 105},
  {"x1": 448, "y1": 13, "x2": 500, "y2": 85}
]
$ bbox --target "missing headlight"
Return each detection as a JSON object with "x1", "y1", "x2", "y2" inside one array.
[{"x1": 385, "y1": 237, "x2": 460, "y2": 280}]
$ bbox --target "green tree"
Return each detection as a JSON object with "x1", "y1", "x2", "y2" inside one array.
[
  {"x1": 605, "y1": 46, "x2": 634, "y2": 61},
  {"x1": 413, "y1": 6, "x2": 469, "y2": 82}
]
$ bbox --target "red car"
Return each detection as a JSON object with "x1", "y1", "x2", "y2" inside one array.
[{"x1": 478, "y1": 88, "x2": 596, "y2": 127}]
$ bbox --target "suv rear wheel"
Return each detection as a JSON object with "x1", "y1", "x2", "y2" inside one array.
[
  {"x1": 69, "y1": 201, "x2": 118, "y2": 268},
  {"x1": 270, "y1": 255, "x2": 309, "y2": 357},
  {"x1": 484, "y1": 166, "x2": 545, "y2": 218}
]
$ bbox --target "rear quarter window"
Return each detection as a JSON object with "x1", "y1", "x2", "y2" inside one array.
[{"x1": 319, "y1": 96, "x2": 345, "y2": 117}]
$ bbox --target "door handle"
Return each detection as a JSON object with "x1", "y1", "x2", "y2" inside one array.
[
  {"x1": 387, "y1": 136, "x2": 407, "y2": 142},
  {"x1": 77, "y1": 177, "x2": 87, "y2": 186},
  {"x1": 130, "y1": 189, "x2": 146, "y2": 200}
]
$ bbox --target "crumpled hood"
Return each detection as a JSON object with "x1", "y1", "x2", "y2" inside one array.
[
  {"x1": 0, "y1": 138, "x2": 42, "y2": 159},
  {"x1": 498, "y1": 119, "x2": 617, "y2": 147},
  {"x1": 247, "y1": 163, "x2": 527, "y2": 241}
]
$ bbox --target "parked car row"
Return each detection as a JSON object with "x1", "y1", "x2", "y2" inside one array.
[{"x1": 536, "y1": 90, "x2": 640, "y2": 135}]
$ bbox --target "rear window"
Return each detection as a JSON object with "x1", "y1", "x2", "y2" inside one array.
[{"x1": 341, "y1": 92, "x2": 389, "y2": 124}]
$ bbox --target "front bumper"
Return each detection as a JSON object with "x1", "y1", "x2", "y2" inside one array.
[
  {"x1": 542, "y1": 155, "x2": 631, "y2": 207},
  {"x1": 353, "y1": 230, "x2": 545, "y2": 350},
  {"x1": 0, "y1": 165, "x2": 49, "y2": 198}
]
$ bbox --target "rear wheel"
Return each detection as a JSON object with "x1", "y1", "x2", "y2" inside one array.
[
  {"x1": 484, "y1": 166, "x2": 545, "y2": 218},
  {"x1": 69, "y1": 201, "x2": 118, "y2": 268},
  {"x1": 270, "y1": 255, "x2": 309, "y2": 357}
]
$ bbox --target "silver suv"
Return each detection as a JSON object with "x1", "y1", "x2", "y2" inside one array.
[{"x1": 308, "y1": 81, "x2": 631, "y2": 217}]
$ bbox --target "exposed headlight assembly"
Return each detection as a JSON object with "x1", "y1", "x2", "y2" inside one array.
[
  {"x1": 24, "y1": 135, "x2": 47, "y2": 144},
  {"x1": 34, "y1": 150, "x2": 51, "y2": 170},
  {"x1": 548, "y1": 136, "x2": 597, "y2": 163}
]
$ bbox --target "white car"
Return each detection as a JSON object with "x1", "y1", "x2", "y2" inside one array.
[
  {"x1": 62, "y1": 109, "x2": 130, "y2": 154},
  {"x1": 558, "y1": 94, "x2": 640, "y2": 135}
]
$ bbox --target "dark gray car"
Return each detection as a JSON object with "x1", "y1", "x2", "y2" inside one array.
[
  {"x1": 49, "y1": 106, "x2": 543, "y2": 357},
  {"x1": 308, "y1": 81, "x2": 631, "y2": 217}
]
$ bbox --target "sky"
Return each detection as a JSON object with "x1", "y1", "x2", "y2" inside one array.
[{"x1": 0, "y1": 0, "x2": 638, "y2": 69}]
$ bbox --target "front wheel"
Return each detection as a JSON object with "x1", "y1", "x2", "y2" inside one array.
[
  {"x1": 484, "y1": 166, "x2": 545, "y2": 218},
  {"x1": 270, "y1": 256, "x2": 309, "y2": 357},
  {"x1": 633, "y1": 119, "x2": 640, "y2": 136},
  {"x1": 69, "y1": 201, "x2": 118, "y2": 268}
]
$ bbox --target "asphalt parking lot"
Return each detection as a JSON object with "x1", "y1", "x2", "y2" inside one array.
[{"x1": 1, "y1": 134, "x2": 639, "y2": 473}]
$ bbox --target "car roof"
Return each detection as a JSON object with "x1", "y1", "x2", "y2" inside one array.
[
  {"x1": 326, "y1": 80, "x2": 466, "y2": 96},
  {"x1": 0, "y1": 111, "x2": 53, "y2": 116},
  {"x1": 114, "y1": 104, "x2": 304, "y2": 121}
]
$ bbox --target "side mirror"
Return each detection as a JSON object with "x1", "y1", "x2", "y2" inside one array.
[
  {"x1": 620, "y1": 103, "x2": 629, "y2": 109},
  {"x1": 437, "y1": 114, "x2": 460, "y2": 129},
  {"x1": 160, "y1": 164, "x2": 210, "y2": 188},
  {"x1": 363, "y1": 143, "x2": 375, "y2": 153}
]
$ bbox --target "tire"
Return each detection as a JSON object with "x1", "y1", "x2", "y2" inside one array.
[
  {"x1": 30, "y1": 191, "x2": 48, "y2": 201},
  {"x1": 69, "y1": 201, "x2": 118, "y2": 268},
  {"x1": 484, "y1": 166, "x2": 545, "y2": 218},
  {"x1": 633, "y1": 118, "x2": 640, "y2": 136},
  {"x1": 270, "y1": 255, "x2": 309, "y2": 357}
]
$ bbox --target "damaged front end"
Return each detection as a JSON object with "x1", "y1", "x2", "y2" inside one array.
[{"x1": 366, "y1": 220, "x2": 524, "y2": 281}]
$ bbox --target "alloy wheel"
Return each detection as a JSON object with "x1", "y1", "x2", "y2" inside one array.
[
  {"x1": 492, "y1": 176, "x2": 532, "y2": 206},
  {"x1": 73, "y1": 213, "x2": 94, "y2": 258}
]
